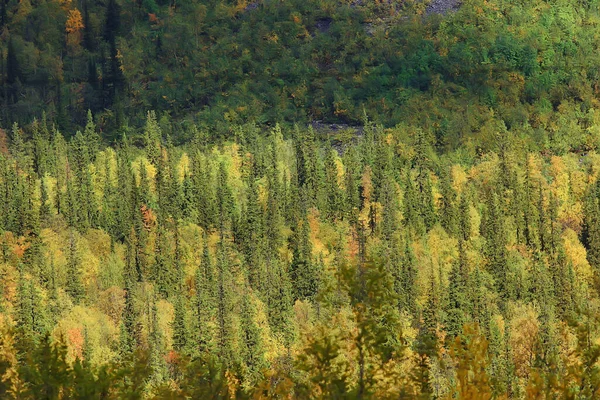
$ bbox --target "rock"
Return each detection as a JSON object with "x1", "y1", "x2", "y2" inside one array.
[{"x1": 426, "y1": 0, "x2": 461, "y2": 15}]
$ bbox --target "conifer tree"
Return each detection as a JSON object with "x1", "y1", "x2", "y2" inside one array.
[
  {"x1": 154, "y1": 223, "x2": 174, "y2": 298},
  {"x1": 10, "y1": 123, "x2": 26, "y2": 171},
  {"x1": 439, "y1": 167, "x2": 458, "y2": 236},
  {"x1": 413, "y1": 129, "x2": 436, "y2": 231},
  {"x1": 19, "y1": 335, "x2": 72, "y2": 399},
  {"x1": 482, "y1": 191, "x2": 509, "y2": 303},
  {"x1": 215, "y1": 240, "x2": 231, "y2": 362},
  {"x1": 149, "y1": 299, "x2": 168, "y2": 386},
  {"x1": 66, "y1": 232, "x2": 85, "y2": 304},
  {"x1": 83, "y1": 111, "x2": 101, "y2": 160},
  {"x1": 458, "y1": 191, "x2": 471, "y2": 242},
  {"x1": 403, "y1": 169, "x2": 424, "y2": 235},
  {"x1": 380, "y1": 176, "x2": 399, "y2": 242},
  {"x1": 343, "y1": 145, "x2": 361, "y2": 222},
  {"x1": 216, "y1": 162, "x2": 235, "y2": 234},
  {"x1": 289, "y1": 214, "x2": 318, "y2": 301},
  {"x1": 172, "y1": 294, "x2": 189, "y2": 354},
  {"x1": 524, "y1": 157, "x2": 540, "y2": 249},
  {"x1": 39, "y1": 179, "x2": 51, "y2": 223},
  {"x1": 239, "y1": 293, "x2": 266, "y2": 387},
  {"x1": 15, "y1": 266, "x2": 48, "y2": 352},
  {"x1": 194, "y1": 241, "x2": 214, "y2": 354},
  {"x1": 323, "y1": 149, "x2": 343, "y2": 221},
  {"x1": 445, "y1": 239, "x2": 471, "y2": 337},
  {"x1": 397, "y1": 235, "x2": 418, "y2": 315},
  {"x1": 144, "y1": 111, "x2": 162, "y2": 167},
  {"x1": 582, "y1": 181, "x2": 600, "y2": 277},
  {"x1": 267, "y1": 258, "x2": 295, "y2": 347},
  {"x1": 31, "y1": 119, "x2": 48, "y2": 177}
]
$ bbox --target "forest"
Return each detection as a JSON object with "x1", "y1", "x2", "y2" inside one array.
[
  {"x1": 1, "y1": 0, "x2": 600, "y2": 148},
  {"x1": 1, "y1": 113, "x2": 600, "y2": 397},
  {"x1": 2, "y1": 0, "x2": 600, "y2": 399}
]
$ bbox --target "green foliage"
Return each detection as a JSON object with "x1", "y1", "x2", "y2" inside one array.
[{"x1": 3, "y1": 104, "x2": 600, "y2": 397}]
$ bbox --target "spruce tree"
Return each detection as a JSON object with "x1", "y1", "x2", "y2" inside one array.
[
  {"x1": 154, "y1": 223, "x2": 174, "y2": 298},
  {"x1": 439, "y1": 167, "x2": 457, "y2": 236},
  {"x1": 582, "y1": 181, "x2": 600, "y2": 279},
  {"x1": 65, "y1": 232, "x2": 85, "y2": 304},
  {"x1": 172, "y1": 294, "x2": 189, "y2": 354},
  {"x1": 239, "y1": 293, "x2": 266, "y2": 387},
  {"x1": 215, "y1": 240, "x2": 231, "y2": 362},
  {"x1": 194, "y1": 242, "x2": 214, "y2": 354},
  {"x1": 445, "y1": 239, "x2": 470, "y2": 337},
  {"x1": 323, "y1": 149, "x2": 343, "y2": 221},
  {"x1": 289, "y1": 214, "x2": 318, "y2": 301},
  {"x1": 144, "y1": 111, "x2": 162, "y2": 167},
  {"x1": 149, "y1": 299, "x2": 168, "y2": 386}
]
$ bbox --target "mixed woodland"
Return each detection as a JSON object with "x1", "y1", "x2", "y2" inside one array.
[{"x1": 2, "y1": 0, "x2": 600, "y2": 398}]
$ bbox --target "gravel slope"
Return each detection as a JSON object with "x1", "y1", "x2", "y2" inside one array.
[{"x1": 426, "y1": 0, "x2": 461, "y2": 15}]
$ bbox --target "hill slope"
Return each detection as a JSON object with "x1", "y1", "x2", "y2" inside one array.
[{"x1": 1, "y1": 0, "x2": 600, "y2": 153}]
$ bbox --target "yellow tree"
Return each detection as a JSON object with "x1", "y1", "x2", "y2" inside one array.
[{"x1": 65, "y1": 9, "x2": 84, "y2": 52}]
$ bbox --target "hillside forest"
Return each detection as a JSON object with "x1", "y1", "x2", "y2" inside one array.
[
  {"x1": 2, "y1": 0, "x2": 600, "y2": 399},
  {"x1": 1, "y1": 113, "x2": 600, "y2": 397}
]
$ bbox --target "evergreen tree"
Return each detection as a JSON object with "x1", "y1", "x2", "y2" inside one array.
[
  {"x1": 194, "y1": 241, "x2": 214, "y2": 354},
  {"x1": 458, "y1": 191, "x2": 471, "y2": 242},
  {"x1": 15, "y1": 265, "x2": 48, "y2": 352},
  {"x1": 413, "y1": 130, "x2": 436, "y2": 231},
  {"x1": 216, "y1": 162, "x2": 235, "y2": 234},
  {"x1": 445, "y1": 239, "x2": 471, "y2": 337},
  {"x1": 482, "y1": 191, "x2": 510, "y2": 304},
  {"x1": 439, "y1": 167, "x2": 458, "y2": 236},
  {"x1": 65, "y1": 232, "x2": 85, "y2": 304},
  {"x1": 239, "y1": 293, "x2": 266, "y2": 387},
  {"x1": 144, "y1": 111, "x2": 162, "y2": 166},
  {"x1": 215, "y1": 240, "x2": 231, "y2": 362},
  {"x1": 172, "y1": 294, "x2": 189, "y2": 354},
  {"x1": 582, "y1": 181, "x2": 600, "y2": 280},
  {"x1": 149, "y1": 299, "x2": 168, "y2": 386},
  {"x1": 323, "y1": 149, "x2": 343, "y2": 221},
  {"x1": 343, "y1": 145, "x2": 361, "y2": 222},
  {"x1": 154, "y1": 223, "x2": 174, "y2": 298},
  {"x1": 119, "y1": 286, "x2": 137, "y2": 358},
  {"x1": 289, "y1": 214, "x2": 319, "y2": 301}
]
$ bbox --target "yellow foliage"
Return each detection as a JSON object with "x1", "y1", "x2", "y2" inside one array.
[
  {"x1": 97, "y1": 286, "x2": 125, "y2": 325},
  {"x1": 58, "y1": 0, "x2": 72, "y2": 10},
  {"x1": 569, "y1": 169, "x2": 588, "y2": 200},
  {"x1": 77, "y1": 231, "x2": 104, "y2": 285},
  {"x1": 334, "y1": 156, "x2": 345, "y2": 189},
  {"x1": 255, "y1": 294, "x2": 286, "y2": 363},
  {"x1": 179, "y1": 222, "x2": 205, "y2": 279},
  {"x1": 549, "y1": 156, "x2": 569, "y2": 205},
  {"x1": 65, "y1": 9, "x2": 83, "y2": 34},
  {"x1": 427, "y1": 225, "x2": 458, "y2": 288},
  {"x1": 447, "y1": 324, "x2": 493, "y2": 400},
  {"x1": 307, "y1": 208, "x2": 323, "y2": 255},
  {"x1": 469, "y1": 153, "x2": 499, "y2": 187},
  {"x1": 562, "y1": 228, "x2": 593, "y2": 281},
  {"x1": 53, "y1": 306, "x2": 118, "y2": 364},
  {"x1": 0, "y1": 315, "x2": 19, "y2": 392},
  {"x1": 451, "y1": 164, "x2": 468, "y2": 193},
  {"x1": 0, "y1": 262, "x2": 18, "y2": 307},
  {"x1": 508, "y1": 304, "x2": 539, "y2": 378},
  {"x1": 177, "y1": 153, "x2": 190, "y2": 182},
  {"x1": 157, "y1": 299, "x2": 175, "y2": 350},
  {"x1": 361, "y1": 166, "x2": 373, "y2": 203},
  {"x1": 41, "y1": 228, "x2": 68, "y2": 274},
  {"x1": 132, "y1": 156, "x2": 157, "y2": 193}
]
